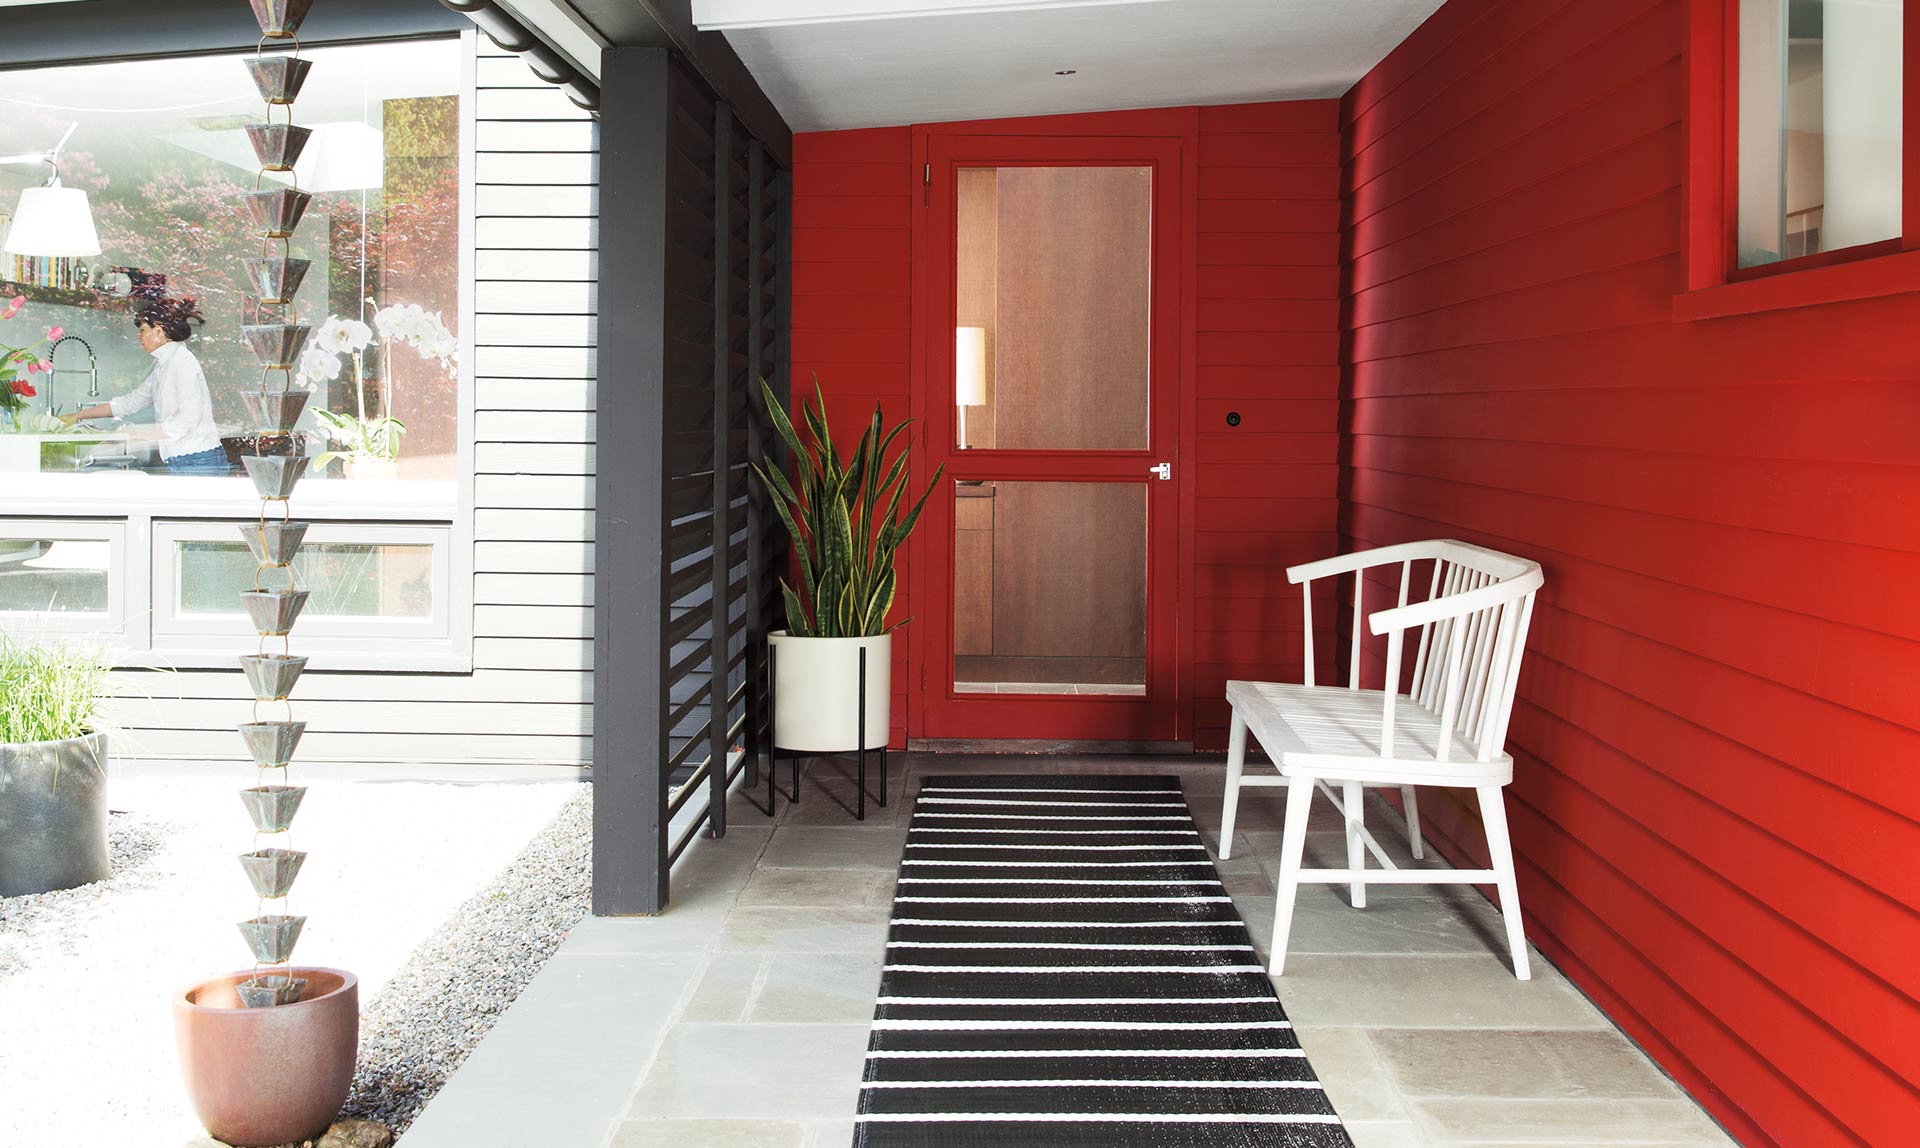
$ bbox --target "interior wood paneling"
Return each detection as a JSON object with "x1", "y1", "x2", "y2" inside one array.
[
  {"x1": 991, "y1": 166, "x2": 1152, "y2": 451},
  {"x1": 955, "y1": 168, "x2": 999, "y2": 450},
  {"x1": 990, "y1": 480, "x2": 1146, "y2": 661},
  {"x1": 953, "y1": 484, "x2": 994, "y2": 655}
]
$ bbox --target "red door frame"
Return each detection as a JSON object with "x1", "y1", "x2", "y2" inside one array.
[{"x1": 906, "y1": 109, "x2": 1201, "y2": 745}]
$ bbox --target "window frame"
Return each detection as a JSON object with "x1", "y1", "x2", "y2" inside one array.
[
  {"x1": 0, "y1": 518, "x2": 128, "y2": 640},
  {"x1": 1679, "y1": 0, "x2": 1920, "y2": 318},
  {"x1": 150, "y1": 518, "x2": 454, "y2": 655}
]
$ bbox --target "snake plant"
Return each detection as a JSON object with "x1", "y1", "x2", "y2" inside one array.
[{"x1": 753, "y1": 376, "x2": 943, "y2": 638}]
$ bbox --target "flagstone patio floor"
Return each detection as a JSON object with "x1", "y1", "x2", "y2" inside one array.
[{"x1": 399, "y1": 754, "x2": 1738, "y2": 1148}]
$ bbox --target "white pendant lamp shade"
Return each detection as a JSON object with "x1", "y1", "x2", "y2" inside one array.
[
  {"x1": 955, "y1": 326, "x2": 988, "y2": 407},
  {"x1": 5, "y1": 185, "x2": 101, "y2": 258}
]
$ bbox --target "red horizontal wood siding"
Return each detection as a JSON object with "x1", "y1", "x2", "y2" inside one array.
[
  {"x1": 791, "y1": 127, "x2": 916, "y2": 746},
  {"x1": 1343, "y1": 2, "x2": 1920, "y2": 1146},
  {"x1": 1193, "y1": 100, "x2": 1344, "y2": 742},
  {"x1": 791, "y1": 103, "x2": 1343, "y2": 747}
]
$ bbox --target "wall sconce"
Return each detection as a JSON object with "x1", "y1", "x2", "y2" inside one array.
[
  {"x1": 956, "y1": 325, "x2": 987, "y2": 449},
  {"x1": 1, "y1": 124, "x2": 102, "y2": 258}
]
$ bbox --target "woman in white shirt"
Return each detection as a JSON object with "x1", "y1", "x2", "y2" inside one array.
[{"x1": 65, "y1": 297, "x2": 226, "y2": 474}]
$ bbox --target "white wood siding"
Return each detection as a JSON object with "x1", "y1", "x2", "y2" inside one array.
[{"x1": 105, "y1": 37, "x2": 598, "y2": 767}]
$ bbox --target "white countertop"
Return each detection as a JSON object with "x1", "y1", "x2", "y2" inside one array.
[{"x1": 5, "y1": 469, "x2": 458, "y2": 521}]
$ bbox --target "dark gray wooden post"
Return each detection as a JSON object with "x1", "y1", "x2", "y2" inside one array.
[
  {"x1": 708, "y1": 102, "x2": 734, "y2": 836},
  {"x1": 743, "y1": 140, "x2": 767, "y2": 787},
  {"x1": 592, "y1": 47, "x2": 671, "y2": 916}
]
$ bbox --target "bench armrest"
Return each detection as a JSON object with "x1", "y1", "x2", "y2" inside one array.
[
  {"x1": 1369, "y1": 566, "x2": 1543, "y2": 636},
  {"x1": 1286, "y1": 541, "x2": 1444, "y2": 585}
]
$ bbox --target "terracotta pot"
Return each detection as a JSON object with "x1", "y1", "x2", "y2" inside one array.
[{"x1": 174, "y1": 968, "x2": 359, "y2": 1147}]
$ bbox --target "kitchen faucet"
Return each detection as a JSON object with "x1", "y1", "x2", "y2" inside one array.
[{"x1": 45, "y1": 333, "x2": 99, "y2": 416}]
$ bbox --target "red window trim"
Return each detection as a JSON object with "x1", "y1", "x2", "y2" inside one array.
[{"x1": 1676, "y1": 0, "x2": 1920, "y2": 320}]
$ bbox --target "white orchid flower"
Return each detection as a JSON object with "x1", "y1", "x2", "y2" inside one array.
[
  {"x1": 314, "y1": 317, "x2": 355, "y2": 354},
  {"x1": 295, "y1": 347, "x2": 342, "y2": 386}
]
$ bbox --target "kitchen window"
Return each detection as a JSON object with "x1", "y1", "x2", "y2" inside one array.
[
  {"x1": 0, "y1": 35, "x2": 476, "y2": 670},
  {"x1": 0, "y1": 38, "x2": 466, "y2": 481}
]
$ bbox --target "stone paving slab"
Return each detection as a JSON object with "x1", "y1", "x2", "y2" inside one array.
[{"x1": 402, "y1": 756, "x2": 1737, "y2": 1148}]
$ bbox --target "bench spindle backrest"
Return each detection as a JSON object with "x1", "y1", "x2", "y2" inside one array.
[{"x1": 1292, "y1": 540, "x2": 1541, "y2": 769}]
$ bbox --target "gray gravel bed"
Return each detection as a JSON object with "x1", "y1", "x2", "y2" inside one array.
[
  {"x1": 0, "y1": 811, "x2": 173, "y2": 977},
  {"x1": 341, "y1": 786, "x2": 592, "y2": 1135}
]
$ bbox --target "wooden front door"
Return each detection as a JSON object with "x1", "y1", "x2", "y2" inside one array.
[{"x1": 913, "y1": 133, "x2": 1184, "y2": 744}]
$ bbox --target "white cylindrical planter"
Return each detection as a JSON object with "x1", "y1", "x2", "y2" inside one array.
[{"x1": 768, "y1": 631, "x2": 891, "y2": 752}]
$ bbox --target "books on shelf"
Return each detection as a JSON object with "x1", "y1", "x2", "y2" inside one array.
[{"x1": 0, "y1": 211, "x2": 89, "y2": 291}]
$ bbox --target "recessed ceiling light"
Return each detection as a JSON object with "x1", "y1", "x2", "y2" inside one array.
[{"x1": 1054, "y1": 69, "x2": 1077, "y2": 76}]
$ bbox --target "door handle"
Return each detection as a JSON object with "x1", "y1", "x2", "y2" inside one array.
[{"x1": 1150, "y1": 462, "x2": 1171, "y2": 481}]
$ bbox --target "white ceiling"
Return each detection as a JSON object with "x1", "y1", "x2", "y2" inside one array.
[{"x1": 691, "y1": 0, "x2": 1446, "y2": 132}]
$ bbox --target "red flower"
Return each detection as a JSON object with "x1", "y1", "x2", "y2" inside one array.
[{"x1": 10, "y1": 379, "x2": 34, "y2": 397}]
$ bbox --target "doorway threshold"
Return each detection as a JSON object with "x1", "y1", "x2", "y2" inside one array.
[{"x1": 907, "y1": 738, "x2": 1194, "y2": 755}]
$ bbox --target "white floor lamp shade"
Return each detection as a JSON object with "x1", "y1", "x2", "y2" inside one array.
[
  {"x1": 956, "y1": 325, "x2": 987, "y2": 448},
  {"x1": 5, "y1": 185, "x2": 102, "y2": 258},
  {"x1": 955, "y1": 326, "x2": 988, "y2": 406}
]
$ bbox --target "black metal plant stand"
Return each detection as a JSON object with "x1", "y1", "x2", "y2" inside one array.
[{"x1": 764, "y1": 643, "x2": 889, "y2": 820}]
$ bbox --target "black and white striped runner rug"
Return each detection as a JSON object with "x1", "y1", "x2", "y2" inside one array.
[{"x1": 853, "y1": 774, "x2": 1352, "y2": 1148}]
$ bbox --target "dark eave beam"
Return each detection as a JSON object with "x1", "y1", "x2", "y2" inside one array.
[
  {"x1": 0, "y1": 0, "x2": 465, "y2": 70},
  {"x1": 559, "y1": 0, "x2": 790, "y2": 167}
]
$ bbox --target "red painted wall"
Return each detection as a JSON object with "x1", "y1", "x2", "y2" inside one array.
[
  {"x1": 1343, "y1": 2, "x2": 1920, "y2": 1146},
  {"x1": 791, "y1": 126, "x2": 918, "y2": 746},
  {"x1": 791, "y1": 104, "x2": 1344, "y2": 747},
  {"x1": 1190, "y1": 102, "x2": 1344, "y2": 746}
]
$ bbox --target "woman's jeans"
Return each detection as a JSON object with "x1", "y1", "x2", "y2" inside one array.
[{"x1": 166, "y1": 447, "x2": 231, "y2": 475}]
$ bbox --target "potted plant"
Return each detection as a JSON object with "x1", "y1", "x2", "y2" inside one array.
[
  {"x1": 0, "y1": 294, "x2": 52, "y2": 432},
  {"x1": 752, "y1": 377, "x2": 942, "y2": 753},
  {"x1": 0, "y1": 633, "x2": 112, "y2": 897},
  {"x1": 296, "y1": 301, "x2": 456, "y2": 479},
  {"x1": 1, "y1": 299, "x2": 131, "y2": 472}
]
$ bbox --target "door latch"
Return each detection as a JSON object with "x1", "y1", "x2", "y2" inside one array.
[{"x1": 1150, "y1": 462, "x2": 1172, "y2": 481}]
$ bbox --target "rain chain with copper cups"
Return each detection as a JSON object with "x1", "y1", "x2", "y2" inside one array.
[{"x1": 233, "y1": 0, "x2": 320, "y2": 1010}]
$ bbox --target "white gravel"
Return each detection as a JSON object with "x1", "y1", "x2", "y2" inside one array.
[
  {"x1": 0, "y1": 810, "x2": 172, "y2": 976},
  {"x1": 343, "y1": 787, "x2": 591, "y2": 1134},
  {"x1": 0, "y1": 770, "x2": 583, "y2": 1146}
]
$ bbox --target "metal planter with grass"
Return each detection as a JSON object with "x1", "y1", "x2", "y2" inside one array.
[
  {"x1": 0, "y1": 635, "x2": 112, "y2": 898},
  {"x1": 0, "y1": 730, "x2": 110, "y2": 897}
]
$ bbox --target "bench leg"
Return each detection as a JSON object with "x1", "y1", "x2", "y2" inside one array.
[
  {"x1": 1344, "y1": 781, "x2": 1367, "y2": 909},
  {"x1": 1402, "y1": 785, "x2": 1425, "y2": 860},
  {"x1": 1478, "y1": 785, "x2": 1531, "y2": 981},
  {"x1": 1219, "y1": 709, "x2": 1247, "y2": 860},
  {"x1": 1270, "y1": 771, "x2": 1314, "y2": 976}
]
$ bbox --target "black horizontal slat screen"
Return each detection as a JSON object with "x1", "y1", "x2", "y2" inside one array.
[{"x1": 593, "y1": 46, "x2": 790, "y2": 915}]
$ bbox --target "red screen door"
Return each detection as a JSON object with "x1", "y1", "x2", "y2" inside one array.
[{"x1": 914, "y1": 134, "x2": 1183, "y2": 743}]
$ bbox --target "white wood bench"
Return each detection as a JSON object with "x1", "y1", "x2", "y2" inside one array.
[{"x1": 1222, "y1": 539, "x2": 1544, "y2": 979}]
